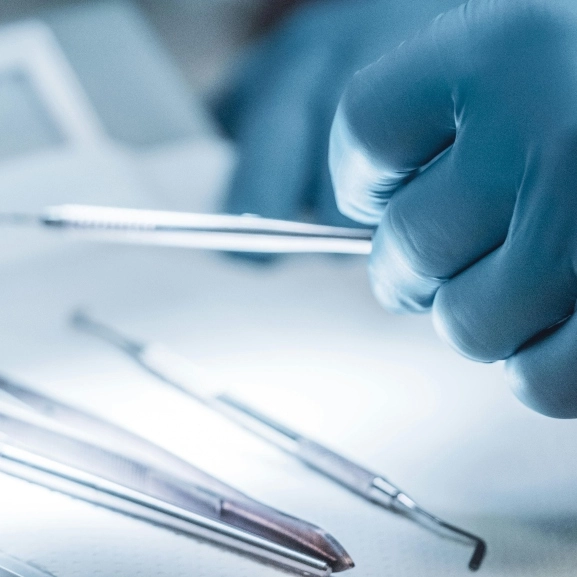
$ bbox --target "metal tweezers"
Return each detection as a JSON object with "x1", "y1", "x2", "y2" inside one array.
[
  {"x1": 0, "y1": 204, "x2": 373, "y2": 254},
  {"x1": 0, "y1": 376, "x2": 353, "y2": 576}
]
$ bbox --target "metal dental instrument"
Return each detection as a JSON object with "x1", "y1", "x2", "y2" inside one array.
[
  {"x1": 0, "y1": 552, "x2": 55, "y2": 577},
  {"x1": 73, "y1": 311, "x2": 487, "y2": 571},
  {"x1": 0, "y1": 379, "x2": 353, "y2": 576},
  {"x1": 0, "y1": 204, "x2": 373, "y2": 254},
  {"x1": 0, "y1": 427, "x2": 332, "y2": 577},
  {"x1": 0, "y1": 377, "x2": 352, "y2": 572}
]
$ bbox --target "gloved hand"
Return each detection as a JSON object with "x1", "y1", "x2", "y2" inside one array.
[
  {"x1": 216, "y1": 0, "x2": 460, "y2": 226},
  {"x1": 330, "y1": 0, "x2": 577, "y2": 417}
]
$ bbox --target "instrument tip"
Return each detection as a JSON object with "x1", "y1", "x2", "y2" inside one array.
[
  {"x1": 392, "y1": 492, "x2": 487, "y2": 571},
  {"x1": 468, "y1": 538, "x2": 487, "y2": 571},
  {"x1": 321, "y1": 531, "x2": 355, "y2": 572},
  {"x1": 331, "y1": 553, "x2": 355, "y2": 573},
  {"x1": 222, "y1": 499, "x2": 355, "y2": 573}
]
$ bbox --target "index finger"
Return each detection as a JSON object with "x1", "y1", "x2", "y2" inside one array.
[{"x1": 329, "y1": 19, "x2": 456, "y2": 224}]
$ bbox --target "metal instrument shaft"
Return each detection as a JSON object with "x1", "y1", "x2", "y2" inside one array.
[{"x1": 0, "y1": 205, "x2": 373, "y2": 254}]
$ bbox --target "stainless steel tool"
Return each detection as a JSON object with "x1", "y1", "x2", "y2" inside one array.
[
  {"x1": 73, "y1": 311, "x2": 487, "y2": 571},
  {"x1": 0, "y1": 204, "x2": 373, "y2": 254},
  {"x1": 0, "y1": 377, "x2": 353, "y2": 576}
]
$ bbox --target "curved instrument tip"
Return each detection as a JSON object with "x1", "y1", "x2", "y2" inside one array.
[
  {"x1": 393, "y1": 493, "x2": 487, "y2": 571},
  {"x1": 331, "y1": 553, "x2": 355, "y2": 573},
  {"x1": 468, "y1": 538, "x2": 487, "y2": 571},
  {"x1": 323, "y1": 532, "x2": 354, "y2": 572}
]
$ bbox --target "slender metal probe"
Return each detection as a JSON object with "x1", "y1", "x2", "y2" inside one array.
[
  {"x1": 72, "y1": 311, "x2": 487, "y2": 570},
  {"x1": 0, "y1": 205, "x2": 374, "y2": 255}
]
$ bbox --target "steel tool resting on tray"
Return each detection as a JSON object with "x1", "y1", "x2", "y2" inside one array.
[{"x1": 0, "y1": 376, "x2": 353, "y2": 576}]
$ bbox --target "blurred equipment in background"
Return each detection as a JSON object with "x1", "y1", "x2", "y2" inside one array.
[
  {"x1": 0, "y1": 0, "x2": 233, "y2": 264},
  {"x1": 72, "y1": 311, "x2": 487, "y2": 571},
  {"x1": 0, "y1": 375, "x2": 353, "y2": 575}
]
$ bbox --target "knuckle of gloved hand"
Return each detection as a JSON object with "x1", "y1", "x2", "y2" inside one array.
[
  {"x1": 334, "y1": 190, "x2": 370, "y2": 225},
  {"x1": 368, "y1": 207, "x2": 439, "y2": 314},
  {"x1": 333, "y1": 178, "x2": 388, "y2": 225},
  {"x1": 341, "y1": 78, "x2": 404, "y2": 172},
  {"x1": 432, "y1": 282, "x2": 512, "y2": 363},
  {"x1": 339, "y1": 52, "x2": 458, "y2": 194},
  {"x1": 368, "y1": 259, "x2": 435, "y2": 314},
  {"x1": 506, "y1": 350, "x2": 577, "y2": 419},
  {"x1": 330, "y1": 109, "x2": 398, "y2": 226}
]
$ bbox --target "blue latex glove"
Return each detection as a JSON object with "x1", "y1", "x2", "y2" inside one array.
[
  {"x1": 330, "y1": 0, "x2": 577, "y2": 417},
  {"x1": 217, "y1": 0, "x2": 460, "y2": 226}
]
